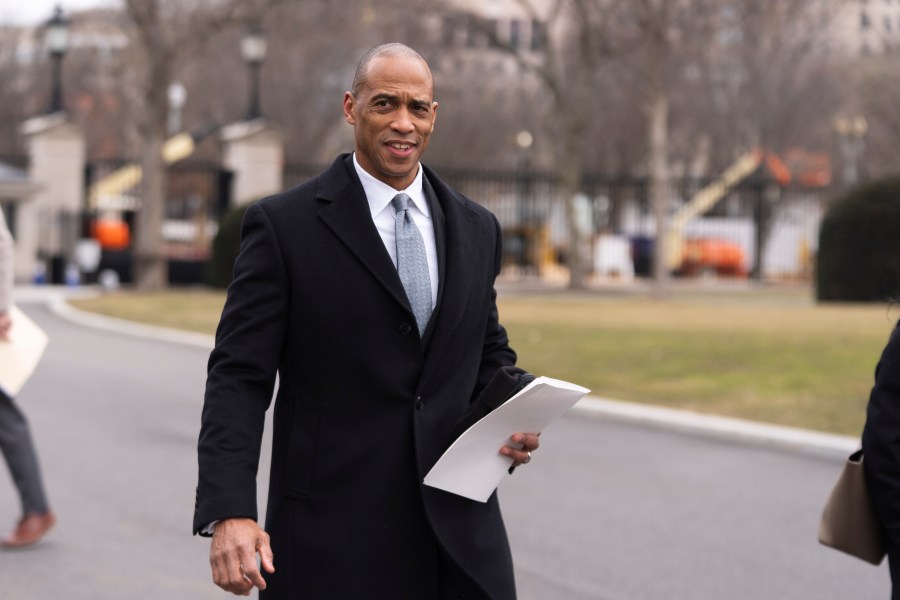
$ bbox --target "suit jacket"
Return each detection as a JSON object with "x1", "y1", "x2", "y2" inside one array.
[{"x1": 195, "y1": 154, "x2": 520, "y2": 599}]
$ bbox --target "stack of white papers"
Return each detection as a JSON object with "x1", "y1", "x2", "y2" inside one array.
[
  {"x1": 424, "y1": 376, "x2": 589, "y2": 502},
  {"x1": 0, "y1": 306, "x2": 49, "y2": 397}
]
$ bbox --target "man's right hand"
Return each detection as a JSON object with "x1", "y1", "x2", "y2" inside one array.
[{"x1": 209, "y1": 517, "x2": 275, "y2": 596}]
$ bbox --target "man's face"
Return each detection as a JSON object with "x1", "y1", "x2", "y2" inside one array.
[{"x1": 343, "y1": 55, "x2": 438, "y2": 190}]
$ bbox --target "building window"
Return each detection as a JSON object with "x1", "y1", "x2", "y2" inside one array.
[
  {"x1": 885, "y1": 15, "x2": 892, "y2": 31},
  {"x1": 509, "y1": 19, "x2": 521, "y2": 49},
  {"x1": 531, "y1": 18, "x2": 546, "y2": 52},
  {"x1": 466, "y1": 15, "x2": 480, "y2": 48},
  {"x1": 488, "y1": 18, "x2": 499, "y2": 47},
  {"x1": 861, "y1": 10, "x2": 871, "y2": 29}
]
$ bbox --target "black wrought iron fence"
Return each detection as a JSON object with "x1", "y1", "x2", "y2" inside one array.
[{"x1": 285, "y1": 162, "x2": 832, "y2": 283}]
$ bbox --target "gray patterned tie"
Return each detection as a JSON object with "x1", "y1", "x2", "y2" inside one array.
[{"x1": 392, "y1": 193, "x2": 433, "y2": 336}]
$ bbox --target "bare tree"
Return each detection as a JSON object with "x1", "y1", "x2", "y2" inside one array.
[
  {"x1": 698, "y1": 1, "x2": 845, "y2": 162},
  {"x1": 123, "y1": 0, "x2": 291, "y2": 289},
  {"x1": 853, "y1": 55, "x2": 900, "y2": 179},
  {"x1": 632, "y1": 0, "x2": 681, "y2": 297},
  {"x1": 428, "y1": 0, "x2": 629, "y2": 289},
  {"x1": 596, "y1": 0, "x2": 725, "y2": 295},
  {"x1": 436, "y1": 0, "x2": 726, "y2": 292},
  {"x1": 180, "y1": 0, "x2": 408, "y2": 166},
  {"x1": 0, "y1": 26, "x2": 38, "y2": 159}
]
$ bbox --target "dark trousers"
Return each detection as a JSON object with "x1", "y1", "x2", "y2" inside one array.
[{"x1": 0, "y1": 391, "x2": 49, "y2": 515}]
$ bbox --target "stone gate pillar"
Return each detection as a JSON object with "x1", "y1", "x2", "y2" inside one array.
[
  {"x1": 220, "y1": 120, "x2": 284, "y2": 207},
  {"x1": 20, "y1": 112, "x2": 86, "y2": 283}
]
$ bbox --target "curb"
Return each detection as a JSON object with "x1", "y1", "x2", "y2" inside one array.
[
  {"x1": 46, "y1": 294, "x2": 216, "y2": 350},
  {"x1": 35, "y1": 290, "x2": 858, "y2": 461},
  {"x1": 571, "y1": 397, "x2": 857, "y2": 460}
]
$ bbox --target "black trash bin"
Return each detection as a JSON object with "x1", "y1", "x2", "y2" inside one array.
[{"x1": 630, "y1": 236, "x2": 654, "y2": 277}]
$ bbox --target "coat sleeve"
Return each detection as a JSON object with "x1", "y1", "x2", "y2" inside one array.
[
  {"x1": 194, "y1": 202, "x2": 289, "y2": 534},
  {"x1": 862, "y1": 322, "x2": 900, "y2": 552}
]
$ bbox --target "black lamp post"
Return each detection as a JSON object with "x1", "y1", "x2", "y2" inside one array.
[
  {"x1": 241, "y1": 22, "x2": 267, "y2": 121},
  {"x1": 833, "y1": 115, "x2": 868, "y2": 187},
  {"x1": 515, "y1": 130, "x2": 533, "y2": 272},
  {"x1": 44, "y1": 5, "x2": 70, "y2": 114}
]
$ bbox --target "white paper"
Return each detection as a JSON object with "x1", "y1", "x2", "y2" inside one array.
[
  {"x1": 0, "y1": 306, "x2": 49, "y2": 397},
  {"x1": 423, "y1": 376, "x2": 589, "y2": 502}
]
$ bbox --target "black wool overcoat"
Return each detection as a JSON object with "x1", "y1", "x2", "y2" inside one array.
[{"x1": 195, "y1": 154, "x2": 519, "y2": 599}]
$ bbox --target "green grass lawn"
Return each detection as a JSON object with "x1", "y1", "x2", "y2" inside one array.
[
  {"x1": 499, "y1": 293, "x2": 895, "y2": 435},
  {"x1": 70, "y1": 287, "x2": 898, "y2": 436}
]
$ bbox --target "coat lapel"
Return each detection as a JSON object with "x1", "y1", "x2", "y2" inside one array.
[
  {"x1": 316, "y1": 155, "x2": 411, "y2": 312},
  {"x1": 419, "y1": 165, "x2": 482, "y2": 381},
  {"x1": 315, "y1": 156, "x2": 481, "y2": 361}
]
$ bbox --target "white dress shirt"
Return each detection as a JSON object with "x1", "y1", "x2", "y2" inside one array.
[{"x1": 352, "y1": 153, "x2": 439, "y2": 308}]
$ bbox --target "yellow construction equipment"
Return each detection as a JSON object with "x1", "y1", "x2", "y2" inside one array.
[{"x1": 664, "y1": 151, "x2": 763, "y2": 270}]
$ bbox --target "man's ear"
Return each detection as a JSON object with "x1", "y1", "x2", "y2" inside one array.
[
  {"x1": 343, "y1": 92, "x2": 357, "y2": 125},
  {"x1": 430, "y1": 101, "x2": 438, "y2": 133}
]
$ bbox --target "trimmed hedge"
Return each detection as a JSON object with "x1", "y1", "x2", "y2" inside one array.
[
  {"x1": 206, "y1": 203, "x2": 251, "y2": 289},
  {"x1": 816, "y1": 176, "x2": 900, "y2": 302}
]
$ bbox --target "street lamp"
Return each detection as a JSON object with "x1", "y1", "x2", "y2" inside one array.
[
  {"x1": 167, "y1": 81, "x2": 187, "y2": 135},
  {"x1": 833, "y1": 115, "x2": 868, "y2": 187},
  {"x1": 515, "y1": 130, "x2": 534, "y2": 272},
  {"x1": 240, "y1": 22, "x2": 267, "y2": 121},
  {"x1": 44, "y1": 5, "x2": 70, "y2": 114}
]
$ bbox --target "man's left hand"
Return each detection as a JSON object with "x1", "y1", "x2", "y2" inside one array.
[{"x1": 501, "y1": 432, "x2": 540, "y2": 469}]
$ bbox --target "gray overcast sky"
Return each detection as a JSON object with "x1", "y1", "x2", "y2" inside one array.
[{"x1": 0, "y1": 0, "x2": 121, "y2": 26}]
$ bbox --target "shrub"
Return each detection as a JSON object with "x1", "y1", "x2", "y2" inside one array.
[
  {"x1": 206, "y1": 203, "x2": 251, "y2": 289},
  {"x1": 816, "y1": 176, "x2": 900, "y2": 302}
]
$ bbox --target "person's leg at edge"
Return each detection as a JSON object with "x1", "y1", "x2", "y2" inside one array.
[{"x1": 0, "y1": 390, "x2": 54, "y2": 547}]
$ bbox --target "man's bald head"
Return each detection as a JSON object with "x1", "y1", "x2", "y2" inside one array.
[{"x1": 351, "y1": 43, "x2": 434, "y2": 98}]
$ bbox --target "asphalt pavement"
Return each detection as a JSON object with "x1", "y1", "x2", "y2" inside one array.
[{"x1": 0, "y1": 296, "x2": 891, "y2": 599}]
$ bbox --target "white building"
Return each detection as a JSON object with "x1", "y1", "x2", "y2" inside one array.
[{"x1": 827, "y1": 0, "x2": 900, "y2": 56}]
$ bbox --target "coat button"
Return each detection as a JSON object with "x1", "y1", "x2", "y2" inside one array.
[
  {"x1": 398, "y1": 322, "x2": 413, "y2": 336},
  {"x1": 416, "y1": 396, "x2": 424, "y2": 410}
]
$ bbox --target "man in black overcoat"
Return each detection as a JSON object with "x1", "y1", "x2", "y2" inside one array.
[{"x1": 194, "y1": 43, "x2": 540, "y2": 599}]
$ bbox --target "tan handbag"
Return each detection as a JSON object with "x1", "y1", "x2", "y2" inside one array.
[{"x1": 818, "y1": 449, "x2": 887, "y2": 565}]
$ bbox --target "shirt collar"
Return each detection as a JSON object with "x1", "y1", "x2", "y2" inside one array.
[{"x1": 352, "y1": 152, "x2": 430, "y2": 220}]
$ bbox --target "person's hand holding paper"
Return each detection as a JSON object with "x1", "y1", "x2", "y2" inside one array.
[
  {"x1": 501, "y1": 432, "x2": 541, "y2": 471},
  {"x1": 424, "y1": 376, "x2": 589, "y2": 502}
]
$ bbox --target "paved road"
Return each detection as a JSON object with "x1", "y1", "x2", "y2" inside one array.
[{"x1": 0, "y1": 302, "x2": 891, "y2": 599}]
